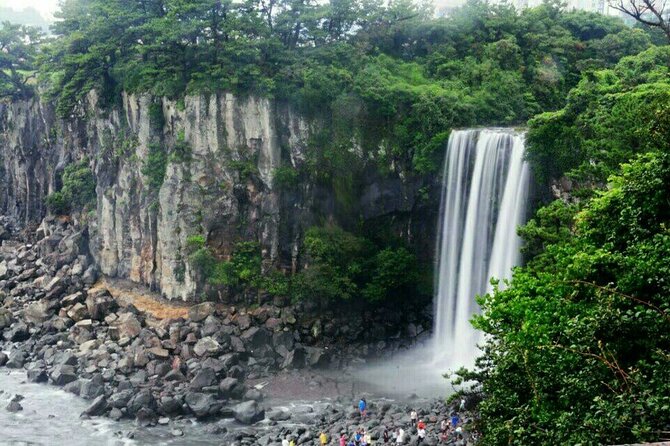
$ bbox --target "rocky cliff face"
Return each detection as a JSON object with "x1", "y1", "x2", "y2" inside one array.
[{"x1": 0, "y1": 92, "x2": 437, "y2": 301}]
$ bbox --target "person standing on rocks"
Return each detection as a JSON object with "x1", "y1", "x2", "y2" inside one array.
[
  {"x1": 282, "y1": 437, "x2": 290, "y2": 446},
  {"x1": 358, "y1": 398, "x2": 367, "y2": 419},
  {"x1": 383, "y1": 427, "x2": 390, "y2": 443},
  {"x1": 417, "y1": 426, "x2": 426, "y2": 444},
  {"x1": 364, "y1": 431, "x2": 372, "y2": 445},
  {"x1": 410, "y1": 409, "x2": 417, "y2": 426},
  {"x1": 340, "y1": 433, "x2": 347, "y2": 446},
  {"x1": 396, "y1": 427, "x2": 405, "y2": 444},
  {"x1": 320, "y1": 432, "x2": 328, "y2": 445}
]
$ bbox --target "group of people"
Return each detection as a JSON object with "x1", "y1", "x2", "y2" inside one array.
[
  {"x1": 282, "y1": 398, "x2": 471, "y2": 445},
  {"x1": 331, "y1": 399, "x2": 469, "y2": 445}
]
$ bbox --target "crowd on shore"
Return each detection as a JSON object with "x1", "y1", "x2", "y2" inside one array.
[{"x1": 281, "y1": 397, "x2": 477, "y2": 446}]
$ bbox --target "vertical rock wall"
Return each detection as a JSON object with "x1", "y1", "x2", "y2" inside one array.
[{"x1": 0, "y1": 92, "x2": 437, "y2": 301}]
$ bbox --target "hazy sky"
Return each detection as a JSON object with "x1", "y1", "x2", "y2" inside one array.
[
  {"x1": 0, "y1": 0, "x2": 459, "y2": 21},
  {"x1": 0, "y1": 0, "x2": 60, "y2": 19}
]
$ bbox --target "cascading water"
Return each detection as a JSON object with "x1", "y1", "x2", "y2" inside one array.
[
  {"x1": 354, "y1": 128, "x2": 529, "y2": 397},
  {"x1": 433, "y1": 128, "x2": 530, "y2": 368}
]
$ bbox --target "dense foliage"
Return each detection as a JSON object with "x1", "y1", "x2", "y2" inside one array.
[
  {"x1": 46, "y1": 159, "x2": 97, "y2": 214},
  {"x1": 465, "y1": 47, "x2": 670, "y2": 445},
  {"x1": 39, "y1": 0, "x2": 652, "y2": 173},
  {"x1": 0, "y1": 22, "x2": 43, "y2": 99},
  {"x1": 187, "y1": 224, "x2": 422, "y2": 305},
  {"x1": 527, "y1": 45, "x2": 670, "y2": 188}
]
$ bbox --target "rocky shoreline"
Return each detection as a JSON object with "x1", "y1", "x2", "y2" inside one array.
[{"x1": 0, "y1": 216, "x2": 468, "y2": 445}]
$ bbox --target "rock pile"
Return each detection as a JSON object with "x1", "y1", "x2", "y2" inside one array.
[
  {"x1": 0, "y1": 218, "x2": 328, "y2": 425},
  {"x1": 0, "y1": 217, "x2": 445, "y2": 443}
]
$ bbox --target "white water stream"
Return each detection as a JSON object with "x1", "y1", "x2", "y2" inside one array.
[
  {"x1": 355, "y1": 128, "x2": 530, "y2": 396},
  {"x1": 433, "y1": 129, "x2": 530, "y2": 368}
]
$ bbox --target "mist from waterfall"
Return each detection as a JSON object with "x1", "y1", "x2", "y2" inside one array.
[{"x1": 433, "y1": 128, "x2": 530, "y2": 369}]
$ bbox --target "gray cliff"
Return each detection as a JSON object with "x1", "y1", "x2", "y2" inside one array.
[{"x1": 0, "y1": 92, "x2": 436, "y2": 300}]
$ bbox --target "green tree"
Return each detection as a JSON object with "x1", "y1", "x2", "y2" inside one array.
[{"x1": 0, "y1": 21, "x2": 43, "y2": 99}]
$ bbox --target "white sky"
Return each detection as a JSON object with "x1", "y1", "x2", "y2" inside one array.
[{"x1": 0, "y1": 0, "x2": 457, "y2": 22}]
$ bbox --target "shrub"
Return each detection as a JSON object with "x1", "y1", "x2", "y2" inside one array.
[
  {"x1": 45, "y1": 159, "x2": 96, "y2": 214},
  {"x1": 272, "y1": 165, "x2": 299, "y2": 189},
  {"x1": 142, "y1": 143, "x2": 168, "y2": 190}
]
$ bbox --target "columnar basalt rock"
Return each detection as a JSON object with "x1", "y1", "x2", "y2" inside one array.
[{"x1": 0, "y1": 92, "x2": 435, "y2": 302}]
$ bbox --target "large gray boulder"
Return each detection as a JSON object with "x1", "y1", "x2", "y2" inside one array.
[
  {"x1": 85, "y1": 289, "x2": 118, "y2": 321},
  {"x1": 218, "y1": 377, "x2": 244, "y2": 399},
  {"x1": 50, "y1": 364, "x2": 77, "y2": 386},
  {"x1": 114, "y1": 313, "x2": 142, "y2": 339},
  {"x1": 127, "y1": 389, "x2": 156, "y2": 415},
  {"x1": 24, "y1": 300, "x2": 53, "y2": 324},
  {"x1": 232, "y1": 400, "x2": 265, "y2": 425},
  {"x1": 82, "y1": 395, "x2": 107, "y2": 417},
  {"x1": 193, "y1": 337, "x2": 221, "y2": 357},
  {"x1": 189, "y1": 367, "x2": 217, "y2": 390},
  {"x1": 3, "y1": 322, "x2": 29, "y2": 342},
  {"x1": 184, "y1": 392, "x2": 222, "y2": 419},
  {"x1": 188, "y1": 302, "x2": 215, "y2": 322}
]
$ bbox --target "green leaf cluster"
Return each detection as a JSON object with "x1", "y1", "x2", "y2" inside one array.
[
  {"x1": 468, "y1": 47, "x2": 670, "y2": 445},
  {"x1": 293, "y1": 225, "x2": 421, "y2": 304},
  {"x1": 527, "y1": 46, "x2": 670, "y2": 187},
  {"x1": 141, "y1": 143, "x2": 168, "y2": 191},
  {"x1": 45, "y1": 158, "x2": 96, "y2": 214},
  {"x1": 35, "y1": 0, "x2": 653, "y2": 175}
]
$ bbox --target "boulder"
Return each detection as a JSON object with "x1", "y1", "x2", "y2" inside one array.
[
  {"x1": 109, "y1": 389, "x2": 134, "y2": 409},
  {"x1": 281, "y1": 347, "x2": 306, "y2": 369},
  {"x1": 6, "y1": 351, "x2": 27, "y2": 369},
  {"x1": 85, "y1": 289, "x2": 118, "y2": 321},
  {"x1": 26, "y1": 368, "x2": 48, "y2": 383},
  {"x1": 158, "y1": 396, "x2": 183, "y2": 416},
  {"x1": 3, "y1": 322, "x2": 29, "y2": 342},
  {"x1": 268, "y1": 408, "x2": 291, "y2": 421},
  {"x1": 193, "y1": 337, "x2": 221, "y2": 357},
  {"x1": 50, "y1": 364, "x2": 77, "y2": 386},
  {"x1": 218, "y1": 377, "x2": 244, "y2": 399},
  {"x1": 240, "y1": 327, "x2": 271, "y2": 350},
  {"x1": 80, "y1": 377, "x2": 105, "y2": 399},
  {"x1": 82, "y1": 395, "x2": 107, "y2": 417},
  {"x1": 67, "y1": 303, "x2": 89, "y2": 322},
  {"x1": 82, "y1": 266, "x2": 98, "y2": 285},
  {"x1": 188, "y1": 302, "x2": 215, "y2": 322},
  {"x1": 24, "y1": 300, "x2": 53, "y2": 324},
  {"x1": 6, "y1": 401, "x2": 22, "y2": 412},
  {"x1": 190, "y1": 367, "x2": 217, "y2": 390},
  {"x1": 164, "y1": 368, "x2": 186, "y2": 382},
  {"x1": 127, "y1": 389, "x2": 156, "y2": 415},
  {"x1": 184, "y1": 392, "x2": 222, "y2": 419},
  {"x1": 0, "y1": 352, "x2": 7, "y2": 366},
  {"x1": 244, "y1": 388, "x2": 263, "y2": 401},
  {"x1": 305, "y1": 346, "x2": 330, "y2": 368},
  {"x1": 232, "y1": 400, "x2": 265, "y2": 425},
  {"x1": 114, "y1": 313, "x2": 142, "y2": 339},
  {"x1": 0, "y1": 308, "x2": 13, "y2": 329},
  {"x1": 61, "y1": 292, "x2": 84, "y2": 306}
]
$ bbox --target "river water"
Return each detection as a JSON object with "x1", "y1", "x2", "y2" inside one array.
[
  {"x1": 0, "y1": 370, "x2": 254, "y2": 445},
  {"x1": 0, "y1": 369, "x2": 365, "y2": 445}
]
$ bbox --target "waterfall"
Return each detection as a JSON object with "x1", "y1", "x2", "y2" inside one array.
[{"x1": 433, "y1": 129, "x2": 530, "y2": 368}]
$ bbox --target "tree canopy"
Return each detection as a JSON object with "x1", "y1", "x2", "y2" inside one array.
[
  {"x1": 33, "y1": 0, "x2": 652, "y2": 174},
  {"x1": 463, "y1": 45, "x2": 670, "y2": 446}
]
